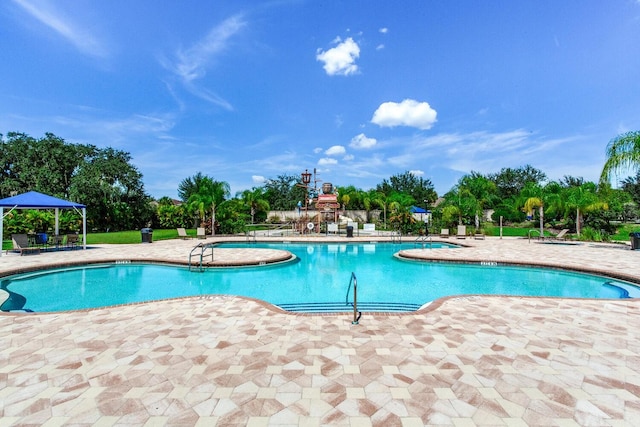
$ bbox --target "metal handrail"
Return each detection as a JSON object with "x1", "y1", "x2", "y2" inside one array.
[
  {"x1": 414, "y1": 235, "x2": 432, "y2": 248},
  {"x1": 188, "y1": 243, "x2": 214, "y2": 272},
  {"x1": 345, "y1": 272, "x2": 361, "y2": 325}
]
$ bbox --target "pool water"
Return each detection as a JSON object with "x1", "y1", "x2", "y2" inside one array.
[{"x1": 1, "y1": 242, "x2": 637, "y2": 313}]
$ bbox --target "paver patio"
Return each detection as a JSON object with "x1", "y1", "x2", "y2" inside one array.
[{"x1": 1, "y1": 236, "x2": 639, "y2": 426}]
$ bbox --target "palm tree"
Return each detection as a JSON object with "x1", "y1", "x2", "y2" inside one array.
[
  {"x1": 239, "y1": 188, "x2": 270, "y2": 224},
  {"x1": 388, "y1": 201, "x2": 415, "y2": 233},
  {"x1": 186, "y1": 176, "x2": 230, "y2": 235},
  {"x1": 600, "y1": 131, "x2": 640, "y2": 185},
  {"x1": 368, "y1": 190, "x2": 388, "y2": 227},
  {"x1": 458, "y1": 172, "x2": 497, "y2": 230},
  {"x1": 565, "y1": 183, "x2": 608, "y2": 236},
  {"x1": 519, "y1": 182, "x2": 545, "y2": 238}
]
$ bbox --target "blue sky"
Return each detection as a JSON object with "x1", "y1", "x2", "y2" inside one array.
[{"x1": 2, "y1": 1, "x2": 640, "y2": 199}]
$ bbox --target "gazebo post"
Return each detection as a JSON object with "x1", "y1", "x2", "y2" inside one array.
[
  {"x1": 82, "y1": 207, "x2": 87, "y2": 250},
  {"x1": 1, "y1": 207, "x2": 3, "y2": 258}
]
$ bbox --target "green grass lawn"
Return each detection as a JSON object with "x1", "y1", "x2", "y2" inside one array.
[
  {"x1": 611, "y1": 223, "x2": 640, "y2": 242},
  {"x1": 482, "y1": 225, "x2": 552, "y2": 238},
  {"x1": 3, "y1": 224, "x2": 639, "y2": 250},
  {"x1": 2, "y1": 228, "x2": 196, "y2": 250}
]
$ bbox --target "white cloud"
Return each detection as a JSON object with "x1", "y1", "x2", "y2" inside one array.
[
  {"x1": 252, "y1": 175, "x2": 265, "y2": 184},
  {"x1": 316, "y1": 37, "x2": 360, "y2": 76},
  {"x1": 12, "y1": 0, "x2": 108, "y2": 58},
  {"x1": 343, "y1": 154, "x2": 354, "y2": 161},
  {"x1": 350, "y1": 133, "x2": 377, "y2": 149},
  {"x1": 371, "y1": 99, "x2": 437, "y2": 130},
  {"x1": 160, "y1": 14, "x2": 246, "y2": 110},
  {"x1": 379, "y1": 27, "x2": 389, "y2": 34},
  {"x1": 376, "y1": 44, "x2": 385, "y2": 50},
  {"x1": 313, "y1": 147, "x2": 323, "y2": 154},
  {"x1": 318, "y1": 157, "x2": 338, "y2": 166},
  {"x1": 325, "y1": 145, "x2": 346, "y2": 156},
  {"x1": 409, "y1": 169, "x2": 424, "y2": 176}
]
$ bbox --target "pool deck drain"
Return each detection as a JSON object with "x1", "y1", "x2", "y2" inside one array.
[{"x1": 1, "y1": 235, "x2": 639, "y2": 425}]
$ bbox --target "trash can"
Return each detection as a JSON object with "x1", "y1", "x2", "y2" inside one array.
[
  {"x1": 141, "y1": 228, "x2": 153, "y2": 243},
  {"x1": 630, "y1": 231, "x2": 640, "y2": 250},
  {"x1": 346, "y1": 225, "x2": 354, "y2": 238}
]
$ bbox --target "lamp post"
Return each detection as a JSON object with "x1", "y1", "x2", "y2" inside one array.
[{"x1": 300, "y1": 169, "x2": 312, "y2": 231}]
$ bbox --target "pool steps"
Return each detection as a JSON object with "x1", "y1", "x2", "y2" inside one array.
[{"x1": 276, "y1": 301, "x2": 422, "y2": 313}]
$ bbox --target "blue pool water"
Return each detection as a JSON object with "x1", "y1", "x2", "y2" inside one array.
[{"x1": 1, "y1": 242, "x2": 637, "y2": 313}]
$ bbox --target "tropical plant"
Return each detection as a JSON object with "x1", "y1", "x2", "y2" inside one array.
[
  {"x1": 458, "y1": 172, "x2": 498, "y2": 228},
  {"x1": 600, "y1": 131, "x2": 640, "y2": 185},
  {"x1": 376, "y1": 171, "x2": 437, "y2": 206},
  {"x1": 239, "y1": 187, "x2": 270, "y2": 224},
  {"x1": 564, "y1": 182, "x2": 608, "y2": 236},
  {"x1": 388, "y1": 201, "x2": 415, "y2": 233},
  {"x1": 488, "y1": 165, "x2": 547, "y2": 200},
  {"x1": 183, "y1": 175, "x2": 230, "y2": 235},
  {"x1": 518, "y1": 182, "x2": 546, "y2": 238}
]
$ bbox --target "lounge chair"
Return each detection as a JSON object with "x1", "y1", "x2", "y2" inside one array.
[
  {"x1": 440, "y1": 229, "x2": 450, "y2": 238},
  {"x1": 197, "y1": 227, "x2": 206, "y2": 239},
  {"x1": 456, "y1": 225, "x2": 467, "y2": 239},
  {"x1": 551, "y1": 229, "x2": 570, "y2": 241},
  {"x1": 10, "y1": 234, "x2": 40, "y2": 255},
  {"x1": 474, "y1": 232, "x2": 485, "y2": 240},
  {"x1": 66, "y1": 233, "x2": 79, "y2": 250},
  {"x1": 177, "y1": 228, "x2": 192, "y2": 239}
]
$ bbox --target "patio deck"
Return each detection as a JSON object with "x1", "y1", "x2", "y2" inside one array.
[{"x1": 1, "y1": 236, "x2": 639, "y2": 426}]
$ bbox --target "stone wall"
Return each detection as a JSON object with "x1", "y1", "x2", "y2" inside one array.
[{"x1": 266, "y1": 210, "x2": 381, "y2": 224}]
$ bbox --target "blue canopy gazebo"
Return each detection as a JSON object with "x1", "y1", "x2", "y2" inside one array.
[{"x1": 0, "y1": 191, "x2": 86, "y2": 256}]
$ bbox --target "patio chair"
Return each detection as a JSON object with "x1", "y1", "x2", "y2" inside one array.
[
  {"x1": 10, "y1": 234, "x2": 40, "y2": 255},
  {"x1": 197, "y1": 227, "x2": 206, "y2": 239},
  {"x1": 456, "y1": 225, "x2": 467, "y2": 239},
  {"x1": 177, "y1": 227, "x2": 192, "y2": 239},
  {"x1": 440, "y1": 229, "x2": 450, "y2": 238},
  {"x1": 66, "y1": 233, "x2": 79, "y2": 250},
  {"x1": 551, "y1": 229, "x2": 570, "y2": 241}
]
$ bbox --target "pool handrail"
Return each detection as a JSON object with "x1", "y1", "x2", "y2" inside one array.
[{"x1": 345, "y1": 272, "x2": 361, "y2": 325}]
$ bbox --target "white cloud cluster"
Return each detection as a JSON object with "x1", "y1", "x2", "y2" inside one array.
[
  {"x1": 324, "y1": 145, "x2": 346, "y2": 156},
  {"x1": 371, "y1": 99, "x2": 437, "y2": 130},
  {"x1": 252, "y1": 175, "x2": 265, "y2": 184},
  {"x1": 316, "y1": 37, "x2": 360, "y2": 76},
  {"x1": 318, "y1": 157, "x2": 338, "y2": 166},
  {"x1": 350, "y1": 133, "x2": 377, "y2": 149}
]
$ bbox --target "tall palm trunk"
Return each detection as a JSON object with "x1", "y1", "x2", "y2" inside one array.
[{"x1": 539, "y1": 205, "x2": 544, "y2": 239}]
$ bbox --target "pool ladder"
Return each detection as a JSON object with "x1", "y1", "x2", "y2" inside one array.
[
  {"x1": 189, "y1": 243, "x2": 214, "y2": 272},
  {"x1": 391, "y1": 231, "x2": 402, "y2": 243},
  {"x1": 414, "y1": 235, "x2": 432, "y2": 248},
  {"x1": 345, "y1": 272, "x2": 362, "y2": 325}
]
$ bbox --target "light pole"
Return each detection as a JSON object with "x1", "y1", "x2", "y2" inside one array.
[{"x1": 300, "y1": 169, "x2": 312, "y2": 232}]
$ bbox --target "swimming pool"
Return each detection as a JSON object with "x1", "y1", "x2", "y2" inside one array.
[{"x1": 1, "y1": 241, "x2": 638, "y2": 313}]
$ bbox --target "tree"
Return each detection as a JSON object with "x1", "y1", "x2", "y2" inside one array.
[
  {"x1": 620, "y1": 172, "x2": 640, "y2": 207},
  {"x1": 69, "y1": 147, "x2": 152, "y2": 232},
  {"x1": 262, "y1": 174, "x2": 306, "y2": 210},
  {"x1": 600, "y1": 131, "x2": 640, "y2": 185},
  {"x1": 564, "y1": 182, "x2": 608, "y2": 236},
  {"x1": 239, "y1": 187, "x2": 270, "y2": 224},
  {"x1": 519, "y1": 182, "x2": 545, "y2": 238},
  {"x1": 488, "y1": 165, "x2": 547, "y2": 200},
  {"x1": 376, "y1": 171, "x2": 437, "y2": 206},
  {"x1": 0, "y1": 132, "x2": 93, "y2": 199},
  {"x1": 457, "y1": 172, "x2": 498, "y2": 228},
  {"x1": 181, "y1": 173, "x2": 230, "y2": 235}
]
